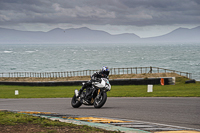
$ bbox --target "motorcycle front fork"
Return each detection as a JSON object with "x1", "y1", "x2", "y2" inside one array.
[
  {"x1": 90, "y1": 89, "x2": 100, "y2": 104},
  {"x1": 96, "y1": 89, "x2": 101, "y2": 99}
]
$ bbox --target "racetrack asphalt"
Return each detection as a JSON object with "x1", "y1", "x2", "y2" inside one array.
[{"x1": 0, "y1": 97, "x2": 199, "y2": 131}]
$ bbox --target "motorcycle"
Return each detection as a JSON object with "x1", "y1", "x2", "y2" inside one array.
[{"x1": 71, "y1": 78, "x2": 111, "y2": 108}]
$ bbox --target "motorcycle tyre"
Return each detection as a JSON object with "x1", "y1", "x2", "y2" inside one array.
[
  {"x1": 71, "y1": 95, "x2": 82, "y2": 108},
  {"x1": 94, "y1": 92, "x2": 107, "y2": 108}
]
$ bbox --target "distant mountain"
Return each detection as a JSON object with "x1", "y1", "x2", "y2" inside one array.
[
  {"x1": 0, "y1": 27, "x2": 140, "y2": 43},
  {"x1": 0, "y1": 26, "x2": 200, "y2": 43},
  {"x1": 144, "y1": 26, "x2": 200, "y2": 43}
]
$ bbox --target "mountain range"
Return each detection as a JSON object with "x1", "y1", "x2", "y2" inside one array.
[{"x1": 0, "y1": 26, "x2": 199, "y2": 43}]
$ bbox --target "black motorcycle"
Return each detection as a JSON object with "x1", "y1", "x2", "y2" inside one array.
[{"x1": 71, "y1": 78, "x2": 111, "y2": 108}]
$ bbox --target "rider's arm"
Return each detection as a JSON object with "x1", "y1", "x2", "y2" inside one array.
[{"x1": 91, "y1": 72, "x2": 101, "y2": 82}]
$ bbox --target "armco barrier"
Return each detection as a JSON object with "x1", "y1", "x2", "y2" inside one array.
[{"x1": 0, "y1": 77, "x2": 174, "y2": 86}]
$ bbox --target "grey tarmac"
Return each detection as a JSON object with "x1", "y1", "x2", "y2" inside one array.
[{"x1": 0, "y1": 97, "x2": 199, "y2": 130}]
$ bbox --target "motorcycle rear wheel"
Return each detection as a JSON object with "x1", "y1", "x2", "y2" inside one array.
[
  {"x1": 94, "y1": 92, "x2": 107, "y2": 108},
  {"x1": 71, "y1": 95, "x2": 82, "y2": 108}
]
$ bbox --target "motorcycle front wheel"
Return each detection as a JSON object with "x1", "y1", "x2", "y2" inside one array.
[
  {"x1": 71, "y1": 95, "x2": 82, "y2": 108},
  {"x1": 94, "y1": 92, "x2": 107, "y2": 108}
]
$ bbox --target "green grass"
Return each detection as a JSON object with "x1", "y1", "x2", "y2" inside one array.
[
  {"x1": 0, "y1": 111, "x2": 61, "y2": 126},
  {"x1": 0, "y1": 111, "x2": 119, "y2": 133},
  {"x1": 108, "y1": 83, "x2": 200, "y2": 97},
  {"x1": 0, "y1": 77, "x2": 200, "y2": 98},
  {"x1": 0, "y1": 85, "x2": 77, "y2": 98}
]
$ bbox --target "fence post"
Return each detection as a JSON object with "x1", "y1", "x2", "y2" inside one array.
[{"x1": 136, "y1": 67, "x2": 137, "y2": 74}]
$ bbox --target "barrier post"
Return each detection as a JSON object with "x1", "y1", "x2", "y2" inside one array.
[
  {"x1": 147, "y1": 85, "x2": 153, "y2": 92},
  {"x1": 15, "y1": 90, "x2": 19, "y2": 95}
]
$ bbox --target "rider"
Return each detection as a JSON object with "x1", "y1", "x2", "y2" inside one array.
[{"x1": 77, "y1": 66, "x2": 110, "y2": 97}]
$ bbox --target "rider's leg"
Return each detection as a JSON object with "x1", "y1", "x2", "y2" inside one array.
[
  {"x1": 77, "y1": 81, "x2": 91, "y2": 97},
  {"x1": 77, "y1": 83, "x2": 87, "y2": 97}
]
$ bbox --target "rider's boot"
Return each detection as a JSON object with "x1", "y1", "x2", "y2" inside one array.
[{"x1": 74, "y1": 89, "x2": 79, "y2": 97}]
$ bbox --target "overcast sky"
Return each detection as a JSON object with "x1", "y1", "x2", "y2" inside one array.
[{"x1": 0, "y1": 0, "x2": 200, "y2": 37}]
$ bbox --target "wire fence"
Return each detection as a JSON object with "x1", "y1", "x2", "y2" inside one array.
[{"x1": 0, "y1": 66, "x2": 192, "y2": 79}]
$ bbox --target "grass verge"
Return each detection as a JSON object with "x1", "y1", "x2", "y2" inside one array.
[
  {"x1": 0, "y1": 111, "x2": 119, "y2": 133},
  {"x1": 0, "y1": 77, "x2": 200, "y2": 98}
]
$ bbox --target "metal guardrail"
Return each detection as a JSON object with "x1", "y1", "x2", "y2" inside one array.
[{"x1": 0, "y1": 66, "x2": 192, "y2": 79}]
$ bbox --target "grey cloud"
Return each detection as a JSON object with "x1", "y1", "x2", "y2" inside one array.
[{"x1": 0, "y1": 0, "x2": 199, "y2": 27}]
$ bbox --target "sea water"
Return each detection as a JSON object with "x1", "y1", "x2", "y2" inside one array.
[{"x1": 0, "y1": 43, "x2": 200, "y2": 80}]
